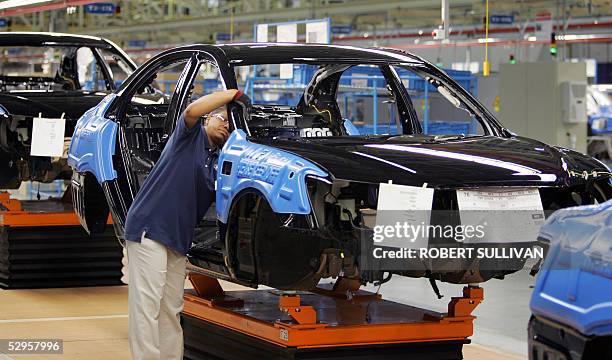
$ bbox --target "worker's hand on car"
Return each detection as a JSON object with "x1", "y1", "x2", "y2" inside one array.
[
  {"x1": 232, "y1": 90, "x2": 252, "y2": 113},
  {"x1": 205, "y1": 112, "x2": 230, "y2": 148}
]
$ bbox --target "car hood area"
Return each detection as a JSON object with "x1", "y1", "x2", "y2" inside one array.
[{"x1": 259, "y1": 135, "x2": 611, "y2": 188}]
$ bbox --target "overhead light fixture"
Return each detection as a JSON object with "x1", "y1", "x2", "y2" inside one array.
[
  {"x1": 558, "y1": 34, "x2": 580, "y2": 41},
  {"x1": 0, "y1": 0, "x2": 53, "y2": 11}
]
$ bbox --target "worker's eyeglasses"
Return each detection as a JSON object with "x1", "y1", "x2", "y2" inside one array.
[{"x1": 205, "y1": 113, "x2": 229, "y2": 125}]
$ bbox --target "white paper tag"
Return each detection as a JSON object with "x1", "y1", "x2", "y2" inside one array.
[
  {"x1": 377, "y1": 183, "x2": 434, "y2": 211},
  {"x1": 456, "y1": 188, "x2": 545, "y2": 243},
  {"x1": 375, "y1": 183, "x2": 434, "y2": 248},
  {"x1": 30, "y1": 115, "x2": 66, "y2": 157}
]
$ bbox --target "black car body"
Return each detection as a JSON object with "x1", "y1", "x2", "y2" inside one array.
[
  {"x1": 68, "y1": 43, "x2": 611, "y2": 290},
  {"x1": 0, "y1": 32, "x2": 136, "y2": 189}
]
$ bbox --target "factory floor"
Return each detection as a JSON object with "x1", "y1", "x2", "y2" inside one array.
[
  {"x1": 0, "y1": 280, "x2": 525, "y2": 360},
  {"x1": 363, "y1": 269, "x2": 535, "y2": 358}
]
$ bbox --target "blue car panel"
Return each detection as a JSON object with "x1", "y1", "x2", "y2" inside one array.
[
  {"x1": 216, "y1": 129, "x2": 328, "y2": 223},
  {"x1": 67, "y1": 94, "x2": 118, "y2": 182},
  {"x1": 530, "y1": 200, "x2": 612, "y2": 337}
]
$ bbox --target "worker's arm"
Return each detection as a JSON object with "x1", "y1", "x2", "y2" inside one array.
[{"x1": 183, "y1": 89, "x2": 239, "y2": 129}]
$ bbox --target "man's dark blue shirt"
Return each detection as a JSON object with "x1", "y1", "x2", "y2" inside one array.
[{"x1": 124, "y1": 115, "x2": 217, "y2": 255}]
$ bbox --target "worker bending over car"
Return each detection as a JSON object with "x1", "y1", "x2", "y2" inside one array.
[{"x1": 123, "y1": 89, "x2": 251, "y2": 360}]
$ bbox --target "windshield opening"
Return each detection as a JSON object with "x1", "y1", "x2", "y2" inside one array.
[
  {"x1": 0, "y1": 45, "x2": 128, "y2": 91},
  {"x1": 233, "y1": 62, "x2": 490, "y2": 139}
]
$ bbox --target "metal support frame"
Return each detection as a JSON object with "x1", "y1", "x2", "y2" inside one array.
[
  {"x1": 278, "y1": 294, "x2": 319, "y2": 325},
  {"x1": 0, "y1": 191, "x2": 111, "y2": 227},
  {"x1": 441, "y1": 0, "x2": 450, "y2": 39},
  {"x1": 68, "y1": 0, "x2": 468, "y2": 37},
  {"x1": 0, "y1": 191, "x2": 81, "y2": 227},
  {"x1": 0, "y1": 0, "x2": 98, "y2": 17},
  {"x1": 184, "y1": 272, "x2": 484, "y2": 351},
  {"x1": 433, "y1": 0, "x2": 450, "y2": 40}
]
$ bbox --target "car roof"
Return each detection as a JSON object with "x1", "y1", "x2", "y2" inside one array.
[
  {"x1": 162, "y1": 43, "x2": 426, "y2": 66},
  {"x1": 0, "y1": 32, "x2": 112, "y2": 48}
]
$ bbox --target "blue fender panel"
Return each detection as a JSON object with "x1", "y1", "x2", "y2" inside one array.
[
  {"x1": 67, "y1": 94, "x2": 118, "y2": 182},
  {"x1": 216, "y1": 129, "x2": 328, "y2": 224},
  {"x1": 530, "y1": 200, "x2": 612, "y2": 337}
]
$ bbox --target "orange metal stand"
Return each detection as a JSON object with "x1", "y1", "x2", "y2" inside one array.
[
  {"x1": 0, "y1": 191, "x2": 81, "y2": 227},
  {"x1": 0, "y1": 191, "x2": 111, "y2": 227},
  {"x1": 183, "y1": 273, "x2": 484, "y2": 351}
]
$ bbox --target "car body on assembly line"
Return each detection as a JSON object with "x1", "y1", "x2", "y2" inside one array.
[
  {"x1": 0, "y1": 32, "x2": 137, "y2": 191},
  {"x1": 529, "y1": 200, "x2": 612, "y2": 360},
  {"x1": 68, "y1": 43, "x2": 612, "y2": 290}
]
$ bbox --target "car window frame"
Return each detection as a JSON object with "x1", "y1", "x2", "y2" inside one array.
[
  {"x1": 164, "y1": 51, "x2": 234, "y2": 135},
  {"x1": 236, "y1": 62, "x2": 421, "y2": 137},
  {"x1": 89, "y1": 47, "x2": 115, "y2": 91},
  {"x1": 343, "y1": 64, "x2": 421, "y2": 135},
  {"x1": 396, "y1": 63, "x2": 505, "y2": 137},
  {"x1": 109, "y1": 49, "x2": 235, "y2": 138},
  {"x1": 93, "y1": 46, "x2": 135, "y2": 91},
  {"x1": 162, "y1": 55, "x2": 200, "y2": 135},
  {"x1": 109, "y1": 50, "x2": 196, "y2": 123}
]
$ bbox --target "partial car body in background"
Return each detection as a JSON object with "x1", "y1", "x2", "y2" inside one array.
[{"x1": 0, "y1": 32, "x2": 136, "y2": 192}]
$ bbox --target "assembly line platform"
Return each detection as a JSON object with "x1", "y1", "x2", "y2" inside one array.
[
  {"x1": 0, "y1": 192, "x2": 123, "y2": 289},
  {"x1": 182, "y1": 273, "x2": 484, "y2": 360}
]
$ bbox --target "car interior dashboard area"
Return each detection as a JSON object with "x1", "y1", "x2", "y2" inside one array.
[
  {"x1": 0, "y1": 75, "x2": 71, "y2": 91},
  {"x1": 246, "y1": 105, "x2": 337, "y2": 139}
]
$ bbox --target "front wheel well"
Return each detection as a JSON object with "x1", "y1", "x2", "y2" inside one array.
[
  {"x1": 224, "y1": 189, "x2": 324, "y2": 289},
  {"x1": 71, "y1": 171, "x2": 109, "y2": 234}
]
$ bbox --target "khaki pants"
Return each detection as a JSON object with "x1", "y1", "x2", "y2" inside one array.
[{"x1": 127, "y1": 235, "x2": 187, "y2": 360}]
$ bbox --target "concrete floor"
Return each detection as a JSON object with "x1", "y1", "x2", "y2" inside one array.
[
  {"x1": 363, "y1": 269, "x2": 535, "y2": 358},
  {"x1": 0, "y1": 278, "x2": 527, "y2": 360}
]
